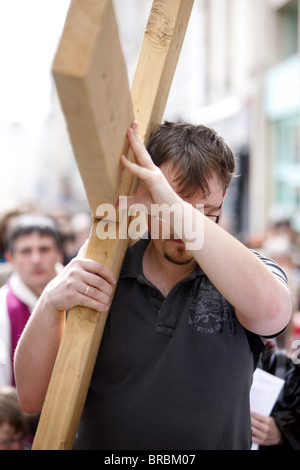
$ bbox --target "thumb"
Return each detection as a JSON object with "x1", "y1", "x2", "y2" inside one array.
[{"x1": 77, "y1": 239, "x2": 89, "y2": 258}]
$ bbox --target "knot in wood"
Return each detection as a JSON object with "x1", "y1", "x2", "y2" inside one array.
[{"x1": 145, "y1": 3, "x2": 173, "y2": 50}]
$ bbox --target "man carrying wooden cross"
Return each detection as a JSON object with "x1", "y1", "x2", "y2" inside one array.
[
  {"x1": 15, "y1": 118, "x2": 291, "y2": 449},
  {"x1": 15, "y1": 0, "x2": 292, "y2": 450}
]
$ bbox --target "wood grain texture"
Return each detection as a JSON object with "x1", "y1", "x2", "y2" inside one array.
[
  {"x1": 53, "y1": 0, "x2": 135, "y2": 216},
  {"x1": 32, "y1": 222, "x2": 129, "y2": 450},
  {"x1": 131, "y1": 0, "x2": 195, "y2": 142},
  {"x1": 32, "y1": 0, "x2": 194, "y2": 450}
]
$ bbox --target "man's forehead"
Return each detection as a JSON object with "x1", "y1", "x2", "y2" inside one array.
[
  {"x1": 161, "y1": 163, "x2": 224, "y2": 205},
  {"x1": 14, "y1": 232, "x2": 56, "y2": 247},
  {"x1": 186, "y1": 189, "x2": 224, "y2": 209},
  {"x1": 0, "y1": 422, "x2": 18, "y2": 436}
]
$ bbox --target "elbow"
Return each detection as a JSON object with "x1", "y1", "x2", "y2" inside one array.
[
  {"x1": 14, "y1": 366, "x2": 44, "y2": 414},
  {"x1": 238, "y1": 282, "x2": 293, "y2": 336},
  {"x1": 267, "y1": 283, "x2": 293, "y2": 331},
  {"x1": 14, "y1": 346, "x2": 44, "y2": 414},
  {"x1": 16, "y1": 387, "x2": 43, "y2": 415}
]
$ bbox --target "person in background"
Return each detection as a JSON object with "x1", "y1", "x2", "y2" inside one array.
[
  {"x1": 251, "y1": 340, "x2": 300, "y2": 450},
  {"x1": 246, "y1": 217, "x2": 300, "y2": 353},
  {"x1": 0, "y1": 214, "x2": 63, "y2": 387},
  {"x1": 0, "y1": 386, "x2": 37, "y2": 450},
  {"x1": 0, "y1": 207, "x2": 27, "y2": 287}
]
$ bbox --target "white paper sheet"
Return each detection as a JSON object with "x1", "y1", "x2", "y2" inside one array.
[{"x1": 250, "y1": 368, "x2": 285, "y2": 450}]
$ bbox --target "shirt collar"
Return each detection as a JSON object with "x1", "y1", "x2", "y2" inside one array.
[
  {"x1": 120, "y1": 237, "x2": 150, "y2": 279},
  {"x1": 9, "y1": 272, "x2": 39, "y2": 312}
]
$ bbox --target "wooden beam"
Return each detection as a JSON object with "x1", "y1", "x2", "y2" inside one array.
[
  {"x1": 32, "y1": 221, "x2": 129, "y2": 450},
  {"x1": 127, "y1": 0, "x2": 195, "y2": 238},
  {"x1": 33, "y1": 0, "x2": 135, "y2": 449},
  {"x1": 52, "y1": 0, "x2": 135, "y2": 216},
  {"x1": 131, "y1": 0, "x2": 195, "y2": 142},
  {"x1": 32, "y1": 0, "x2": 194, "y2": 450}
]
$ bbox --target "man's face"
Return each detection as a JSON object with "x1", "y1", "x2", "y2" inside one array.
[
  {"x1": 149, "y1": 164, "x2": 226, "y2": 267},
  {"x1": 6, "y1": 232, "x2": 62, "y2": 296},
  {"x1": 0, "y1": 422, "x2": 27, "y2": 450}
]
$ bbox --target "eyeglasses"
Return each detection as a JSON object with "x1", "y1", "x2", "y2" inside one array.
[
  {"x1": 204, "y1": 203, "x2": 223, "y2": 224},
  {"x1": 205, "y1": 214, "x2": 220, "y2": 224}
]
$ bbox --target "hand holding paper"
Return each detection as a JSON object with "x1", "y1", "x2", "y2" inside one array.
[
  {"x1": 251, "y1": 411, "x2": 283, "y2": 447},
  {"x1": 250, "y1": 368, "x2": 285, "y2": 449}
]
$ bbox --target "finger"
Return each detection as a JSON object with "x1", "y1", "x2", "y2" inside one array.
[
  {"x1": 78, "y1": 259, "x2": 117, "y2": 286},
  {"x1": 76, "y1": 292, "x2": 111, "y2": 313},
  {"x1": 131, "y1": 121, "x2": 148, "y2": 150},
  {"x1": 251, "y1": 421, "x2": 262, "y2": 435},
  {"x1": 131, "y1": 119, "x2": 139, "y2": 133},
  {"x1": 77, "y1": 239, "x2": 89, "y2": 258},
  {"x1": 251, "y1": 414, "x2": 268, "y2": 432},
  {"x1": 73, "y1": 245, "x2": 117, "y2": 286},
  {"x1": 251, "y1": 419, "x2": 268, "y2": 441},
  {"x1": 127, "y1": 125, "x2": 155, "y2": 169},
  {"x1": 82, "y1": 271, "x2": 114, "y2": 297},
  {"x1": 251, "y1": 412, "x2": 268, "y2": 424},
  {"x1": 121, "y1": 154, "x2": 153, "y2": 180},
  {"x1": 81, "y1": 282, "x2": 112, "y2": 308},
  {"x1": 251, "y1": 427, "x2": 266, "y2": 445}
]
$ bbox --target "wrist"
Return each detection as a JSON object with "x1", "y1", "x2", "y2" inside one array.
[
  {"x1": 41, "y1": 283, "x2": 65, "y2": 316},
  {"x1": 180, "y1": 202, "x2": 206, "y2": 251}
]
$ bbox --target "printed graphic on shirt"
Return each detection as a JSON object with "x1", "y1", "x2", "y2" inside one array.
[{"x1": 188, "y1": 280, "x2": 237, "y2": 334}]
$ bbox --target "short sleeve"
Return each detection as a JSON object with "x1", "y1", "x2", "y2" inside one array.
[
  {"x1": 244, "y1": 251, "x2": 291, "y2": 364},
  {"x1": 251, "y1": 250, "x2": 290, "y2": 287}
]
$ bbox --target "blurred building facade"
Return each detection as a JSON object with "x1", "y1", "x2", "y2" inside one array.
[
  {"x1": 60, "y1": 0, "x2": 300, "y2": 238},
  {"x1": 114, "y1": 0, "x2": 300, "y2": 239},
  {"x1": 182, "y1": 0, "x2": 300, "y2": 239}
]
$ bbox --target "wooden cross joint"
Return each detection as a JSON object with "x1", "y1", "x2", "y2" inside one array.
[{"x1": 32, "y1": 0, "x2": 194, "y2": 450}]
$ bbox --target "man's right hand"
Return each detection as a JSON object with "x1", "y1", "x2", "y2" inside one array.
[{"x1": 43, "y1": 241, "x2": 117, "y2": 314}]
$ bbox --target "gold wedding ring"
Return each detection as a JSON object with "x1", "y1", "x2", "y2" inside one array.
[{"x1": 84, "y1": 285, "x2": 90, "y2": 296}]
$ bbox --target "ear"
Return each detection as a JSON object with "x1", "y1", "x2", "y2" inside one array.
[
  {"x1": 4, "y1": 251, "x2": 13, "y2": 264},
  {"x1": 218, "y1": 190, "x2": 228, "y2": 225}
]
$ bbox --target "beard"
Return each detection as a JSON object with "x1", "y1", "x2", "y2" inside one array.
[{"x1": 162, "y1": 239, "x2": 194, "y2": 266}]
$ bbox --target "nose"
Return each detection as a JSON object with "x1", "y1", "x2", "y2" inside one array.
[{"x1": 30, "y1": 249, "x2": 42, "y2": 264}]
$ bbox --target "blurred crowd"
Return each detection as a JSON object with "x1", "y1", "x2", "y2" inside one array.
[
  {"x1": 246, "y1": 217, "x2": 300, "y2": 355},
  {"x1": 0, "y1": 203, "x2": 91, "y2": 450}
]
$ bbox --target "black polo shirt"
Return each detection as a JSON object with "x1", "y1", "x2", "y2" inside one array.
[{"x1": 74, "y1": 239, "x2": 289, "y2": 450}]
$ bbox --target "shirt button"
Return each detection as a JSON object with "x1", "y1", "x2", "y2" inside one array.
[{"x1": 151, "y1": 289, "x2": 158, "y2": 298}]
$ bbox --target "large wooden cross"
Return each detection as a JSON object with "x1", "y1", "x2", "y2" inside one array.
[{"x1": 32, "y1": 0, "x2": 194, "y2": 450}]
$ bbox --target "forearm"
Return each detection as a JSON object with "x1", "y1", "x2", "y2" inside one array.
[
  {"x1": 14, "y1": 252, "x2": 116, "y2": 414},
  {"x1": 122, "y1": 122, "x2": 292, "y2": 336},
  {"x1": 174, "y1": 200, "x2": 292, "y2": 335},
  {"x1": 14, "y1": 293, "x2": 65, "y2": 414}
]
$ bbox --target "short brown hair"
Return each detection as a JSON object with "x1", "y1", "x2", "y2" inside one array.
[
  {"x1": 0, "y1": 387, "x2": 28, "y2": 435},
  {"x1": 7, "y1": 214, "x2": 62, "y2": 254},
  {"x1": 147, "y1": 122, "x2": 236, "y2": 198}
]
